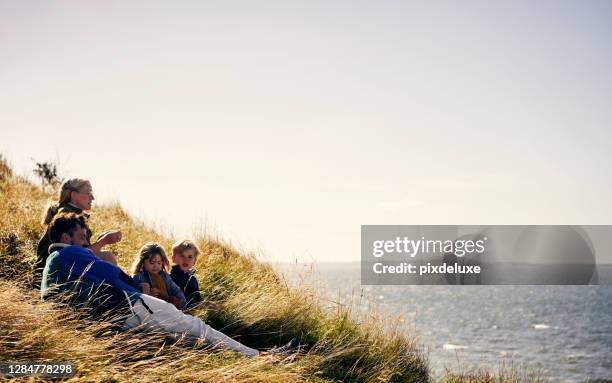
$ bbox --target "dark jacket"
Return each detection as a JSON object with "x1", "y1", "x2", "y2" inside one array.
[
  {"x1": 34, "y1": 203, "x2": 92, "y2": 289},
  {"x1": 170, "y1": 265, "x2": 203, "y2": 309}
]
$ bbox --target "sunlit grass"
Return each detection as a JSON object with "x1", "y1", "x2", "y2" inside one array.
[{"x1": 0, "y1": 155, "x2": 546, "y2": 382}]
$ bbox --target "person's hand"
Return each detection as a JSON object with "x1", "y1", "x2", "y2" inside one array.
[
  {"x1": 150, "y1": 287, "x2": 160, "y2": 297},
  {"x1": 167, "y1": 296, "x2": 182, "y2": 309},
  {"x1": 140, "y1": 283, "x2": 150, "y2": 295},
  {"x1": 97, "y1": 250, "x2": 117, "y2": 265},
  {"x1": 99, "y1": 230, "x2": 122, "y2": 246}
]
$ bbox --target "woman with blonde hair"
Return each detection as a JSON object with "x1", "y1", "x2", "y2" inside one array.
[{"x1": 34, "y1": 178, "x2": 122, "y2": 288}]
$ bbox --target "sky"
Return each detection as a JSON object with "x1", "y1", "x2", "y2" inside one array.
[{"x1": 1, "y1": 1, "x2": 611, "y2": 263}]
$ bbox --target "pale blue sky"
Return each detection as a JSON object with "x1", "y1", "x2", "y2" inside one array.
[{"x1": 1, "y1": 1, "x2": 611, "y2": 262}]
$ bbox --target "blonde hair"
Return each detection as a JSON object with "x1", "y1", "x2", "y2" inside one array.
[
  {"x1": 172, "y1": 239, "x2": 201, "y2": 257},
  {"x1": 131, "y1": 242, "x2": 170, "y2": 275},
  {"x1": 42, "y1": 178, "x2": 91, "y2": 225}
]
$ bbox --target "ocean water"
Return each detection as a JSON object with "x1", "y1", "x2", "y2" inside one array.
[{"x1": 278, "y1": 263, "x2": 612, "y2": 383}]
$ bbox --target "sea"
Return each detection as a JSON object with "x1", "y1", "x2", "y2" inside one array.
[{"x1": 277, "y1": 262, "x2": 612, "y2": 383}]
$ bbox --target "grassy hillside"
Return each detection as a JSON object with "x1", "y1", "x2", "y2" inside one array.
[{"x1": 0, "y1": 156, "x2": 547, "y2": 382}]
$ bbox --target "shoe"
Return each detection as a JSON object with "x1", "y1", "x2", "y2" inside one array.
[{"x1": 269, "y1": 338, "x2": 300, "y2": 355}]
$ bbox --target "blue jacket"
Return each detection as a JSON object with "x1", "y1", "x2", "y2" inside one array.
[{"x1": 41, "y1": 245, "x2": 142, "y2": 321}]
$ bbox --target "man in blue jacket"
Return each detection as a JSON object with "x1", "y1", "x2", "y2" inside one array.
[{"x1": 41, "y1": 213, "x2": 262, "y2": 357}]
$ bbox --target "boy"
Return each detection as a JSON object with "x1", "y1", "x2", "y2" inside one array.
[{"x1": 170, "y1": 240, "x2": 203, "y2": 310}]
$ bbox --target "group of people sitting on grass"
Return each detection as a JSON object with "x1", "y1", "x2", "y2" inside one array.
[{"x1": 34, "y1": 178, "x2": 298, "y2": 357}]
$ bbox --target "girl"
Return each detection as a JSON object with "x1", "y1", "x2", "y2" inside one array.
[{"x1": 131, "y1": 242, "x2": 187, "y2": 310}]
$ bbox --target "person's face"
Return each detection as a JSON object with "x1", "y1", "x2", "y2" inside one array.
[
  {"x1": 144, "y1": 254, "x2": 163, "y2": 274},
  {"x1": 172, "y1": 249, "x2": 197, "y2": 272},
  {"x1": 70, "y1": 183, "x2": 95, "y2": 210},
  {"x1": 61, "y1": 224, "x2": 87, "y2": 246}
]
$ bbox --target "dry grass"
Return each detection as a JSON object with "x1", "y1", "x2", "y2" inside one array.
[
  {"x1": 0, "y1": 281, "x2": 321, "y2": 382},
  {"x1": 0, "y1": 155, "x2": 546, "y2": 382},
  {"x1": 440, "y1": 361, "x2": 550, "y2": 383}
]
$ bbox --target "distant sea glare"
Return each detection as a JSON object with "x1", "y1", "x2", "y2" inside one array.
[{"x1": 279, "y1": 263, "x2": 612, "y2": 383}]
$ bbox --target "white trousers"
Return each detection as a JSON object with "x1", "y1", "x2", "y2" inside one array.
[{"x1": 122, "y1": 294, "x2": 259, "y2": 357}]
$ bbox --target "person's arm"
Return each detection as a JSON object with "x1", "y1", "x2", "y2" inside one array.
[
  {"x1": 95, "y1": 251, "x2": 117, "y2": 265},
  {"x1": 165, "y1": 273, "x2": 187, "y2": 309},
  {"x1": 132, "y1": 272, "x2": 146, "y2": 288},
  {"x1": 139, "y1": 283, "x2": 151, "y2": 294},
  {"x1": 186, "y1": 276, "x2": 203, "y2": 306},
  {"x1": 88, "y1": 230, "x2": 122, "y2": 255}
]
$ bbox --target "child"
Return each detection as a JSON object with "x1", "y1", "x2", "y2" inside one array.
[
  {"x1": 131, "y1": 242, "x2": 187, "y2": 310},
  {"x1": 170, "y1": 240, "x2": 203, "y2": 310}
]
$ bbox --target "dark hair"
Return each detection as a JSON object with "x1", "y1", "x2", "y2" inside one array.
[{"x1": 48, "y1": 212, "x2": 87, "y2": 243}]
